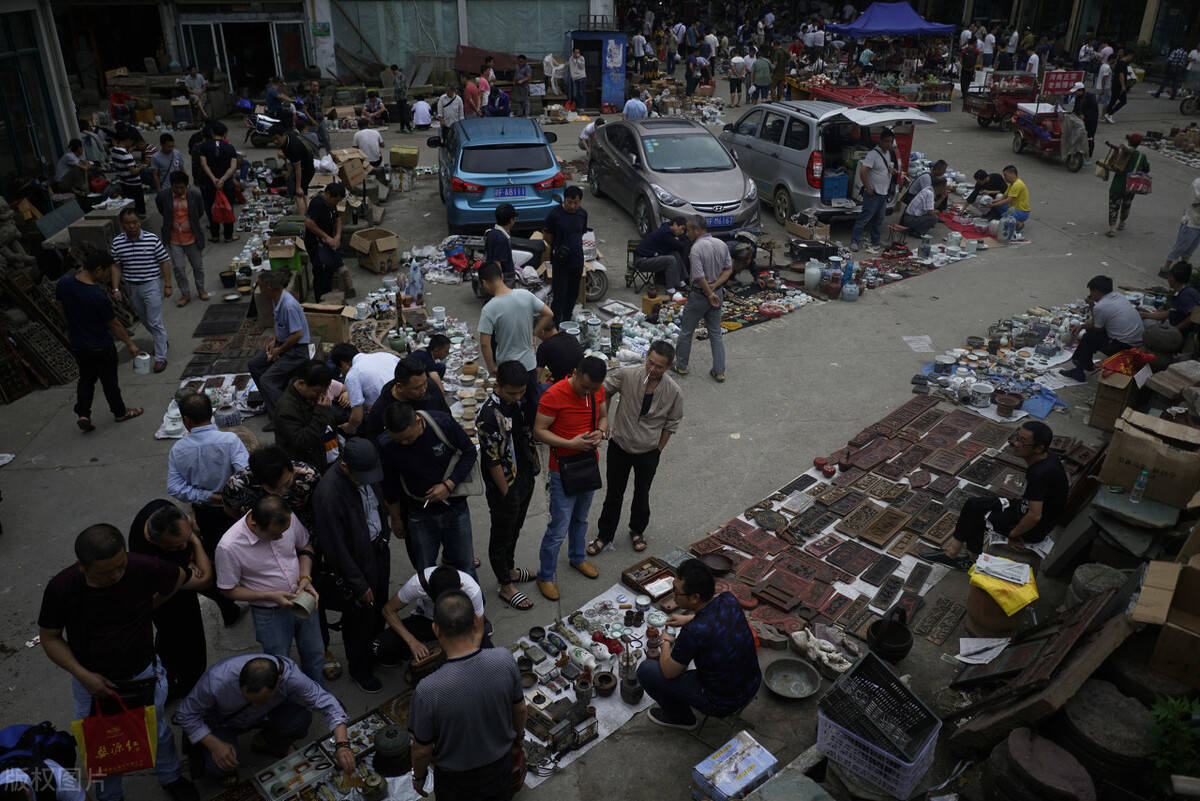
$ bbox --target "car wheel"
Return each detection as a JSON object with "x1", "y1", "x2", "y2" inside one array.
[
  {"x1": 772, "y1": 186, "x2": 792, "y2": 226},
  {"x1": 584, "y1": 269, "x2": 609, "y2": 302},
  {"x1": 1065, "y1": 153, "x2": 1084, "y2": 173},
  {"x1": 998, "y1": 117, "x2": 1013, "y2": 132},
  {"x1": 1011, "y1": 133, "x2": 1026, "y2": 154},
  {"x1": 634, "y1": 197, "x2": 655, "y2": 237},
  {"x1": 976, "y1": 117, "x2": 991, "y2": 128},
  {"x1": 588, "y1": 163, "x2": 604, "y2": 197},
  {"x1": 250, "y1": 133, "x2": 271, "y2": 149}
]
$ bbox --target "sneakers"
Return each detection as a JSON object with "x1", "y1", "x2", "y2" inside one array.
[
  {"x1": 647, "y1": 706, "x2": 698, "y2": 730},
  {"x1": 351, "y1": 673, "x2": 384, "y2": 694},
  {"x1": 571, "y1": 560, "x2": 599, "y2": 579},
  {"x1": 1058, "y1": 367, "x2": 1088, "y2": 382},
  {"x1": 849, "y1": 241, "x2": 860, "y2": 252},
  {"x1": 1104, "y1": 113, "x2": 1114, "y2": 123},
  {"x1": 671, "y1": 364, "x2": 689, "y2": 376},
  {"x1": 709, "y1": 370, "x2": 725, "y2": 383},
  {"x1": 162, "y1": 778, "x2": 200, "y2": 801}
]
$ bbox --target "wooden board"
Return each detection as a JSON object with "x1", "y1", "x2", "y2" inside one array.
[
  {"x1": 831, "y1": 466, "x2": 867, "y2": 487},
  {"x1": 922, "y1": 448, "x2": 973, "y2": 476},
  {"x1": 970, "y1": 420, "x2": 1013, "y2": 449},
  {"x1": 894, "y1": 590, "x2": 924, "y2": 620},
  {"x1": 927, "y1": 473, "x2": 960, "y2": 495},
  {"x1": 835, "y1": 501, "x2": 884, "y2": 537},
  {"x1": 821, "y1": 592, "x2": 854, "y2": 622},
  {"x1": 960, "y1": 457, "x2": 1004, "y2": 487},
  {"x1": 922, "y1": 511, "x2": 960, "y2": 546},
  {"x1": 874, "y1": 459, "x2": 908, "y2": 481},
  {"x1": 905, "y1": 501, "x2": 945, "y2": 535},
  {"x1": 904, "y1": 562, "x2": 933, "y2": 592},
  {"x1": 858, "y1": 508, "x2": 910, "y2": 548},
  {"x1": 870, "y1": 575, "x2": 905, "y2": 610},
  {"x1": 825, "y1": 540, "x2": 880, "y2": 576},
  {"x1": 786, "y1": 508, "x2": 839, "y2": 541},
  {"x1": 848, "y1": 437, "x2": 907, "y2": 471},
  {"x1": 887, "y1": 530, "x2": 919, "y2": 558},
  {"x1": 860, "y1": 554, "x2": 901, "y2": 586},
  {"x1": 804, "y1": 532, "x2": 844, "y2": 558},
  {"x1": 856, "y1": 472, "x2": 908, "y2": 501}
]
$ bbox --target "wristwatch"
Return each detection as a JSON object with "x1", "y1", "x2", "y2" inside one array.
[{"x1": 334, "y1": 741, "x2": 352, "y2": 752}]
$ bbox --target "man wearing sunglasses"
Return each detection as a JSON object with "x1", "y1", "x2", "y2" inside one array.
[{"x1": 921, "y1": 421, "x2": 1067, "y2": 569}]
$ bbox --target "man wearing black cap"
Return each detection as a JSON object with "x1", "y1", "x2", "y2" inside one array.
[{"x1": 312, "y1": 437, "x2": 392, "y2": 693}]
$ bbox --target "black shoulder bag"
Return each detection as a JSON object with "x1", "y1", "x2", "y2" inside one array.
[{"x1": 555, "y1": 394, "x2": 603, "y2": 495}]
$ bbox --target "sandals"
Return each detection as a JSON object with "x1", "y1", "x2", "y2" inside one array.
[
  {"x1": 586, "y1": 538, "x2": 613, "y2": 556},
  {"x1": 498, "y1": 588, "x2": 534, "y2": 610},
  {"x1": 630, "y1": 532, "x2": 647, "y2": 552},
  {"x1": 509, "y1": 568, "x2": 535, "y2": 583},
  {"x1": 77, "y1": 417, "x2": 95, "y2": 433},
  {"x1": 114, "y1": 407, "x2": 144, "y2": 423}
]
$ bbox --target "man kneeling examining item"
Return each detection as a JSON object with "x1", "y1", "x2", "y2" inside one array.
[
  {"x1": 637, "y1": 559, "x2": 761, "y2": 729},
  {"x1": 921, "y1": 421, "x2": 1067, "y2": 569},
  {"x1": 408, "y1": 591, "x2": 525, "y2": 801},
  {"x1": 176, "y1": 654, "x2": 355, "y2": 783}
]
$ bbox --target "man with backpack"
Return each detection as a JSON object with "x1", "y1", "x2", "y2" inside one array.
[{"x1": 0, "y1": 722, "x2": 84, "y2": 801}]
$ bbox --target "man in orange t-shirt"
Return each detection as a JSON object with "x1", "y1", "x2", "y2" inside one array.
[
  {"x1": 155, "y1": 171, "x2": 208, "y2": 306},
  {"x1": 532, "y1": 355, "x2": 609, "y2": 600}
]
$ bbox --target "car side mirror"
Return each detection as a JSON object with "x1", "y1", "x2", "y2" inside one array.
[
  {"x1": 426, "y1": 136, "x2": 442, "y2": 149},
  {"x1": 544, "y1": 131, "x2": 558, "y2": 144},
  {"x1": 723, "y1": 123, "x2": 734, "y2": 132}
]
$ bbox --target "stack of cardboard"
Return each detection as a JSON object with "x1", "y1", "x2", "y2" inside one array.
[
  {"x1": 1089, "y1": 371, "x2": 1141, "y2": 431},
  {"x1": 331, "y1": 147, "x2": 368, "y2": 189},
  {"x1": 1145, "y1": 360, "x2": 1200, "y2": 402},
  {"x1": 265, "y1": 236, "x2": 306, "y2": 272},
  {"x1": 1130, "y1": 525, "x2": 1200, "y2": 689},
  {"x1": 1098, "y1": 408, "x2": 1200, "y2": 509},
  {"x1": 349, "y1": 228, "x2": 400, "y2": 273},
  {"x1": 301, "y1": 303, "x2": 355, "y2": 344}
]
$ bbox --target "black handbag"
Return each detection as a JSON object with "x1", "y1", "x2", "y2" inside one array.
[{"x1": 555, "y1": 393, "x2": 602, "y2": 496}]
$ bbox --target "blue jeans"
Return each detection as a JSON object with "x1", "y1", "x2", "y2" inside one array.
[
  {"x1": 1169, "y1": 222, "x2": 1200, "y2": 262},
  {"x1": 250, "y1": 606, "x2": 326, "y2": 688},
  {"x1": 637, "y1": 659, "x2": 723, "y2": 725},
  {"x1": 407, "y1": 501, "x2": 476, "y2": 579},
  {"x1": 674, "y1": 290, "x2": 725, "y2": 376},
  {"x1": 539, "y1": 471, "x2": 593, "y2": 581},
  {"x1": 572, "y1": 78, "x2": 586, "y2": 105},
  {"x1": 126, "y1": 279, "x2": 168, "y2": 361},
  {"x1": 851, "y1": 192, "x2": 887, "y2": 246},
  {"x1": 71, "y1": 658, "x2": 181, "y2": 801},
  {"x1": 202, "y1": 701, "x2": 313, "y2": 777}
]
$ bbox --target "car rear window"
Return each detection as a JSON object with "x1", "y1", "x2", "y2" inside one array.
[
  {"x1": 642, "y1": 134, "x2": 734, "y2": 172},
  {"x1": 460, "y1": 144, "x2": 553, "y2": 173}
]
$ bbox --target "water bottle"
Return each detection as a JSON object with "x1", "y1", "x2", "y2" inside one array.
[{"x1": 1129, "y1": 470, "x2": 1148, "y2": 504}]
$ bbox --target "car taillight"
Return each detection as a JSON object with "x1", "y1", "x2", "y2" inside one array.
[
  {"x1": 806, "y1": 151, "x2": 823, "y2": 188},
  {"x1": 533, "y1": 172, "x2": 565, "y2": 190},
  {"x1": 450, "y1": 177, "x2": 483, "y2": 193}
]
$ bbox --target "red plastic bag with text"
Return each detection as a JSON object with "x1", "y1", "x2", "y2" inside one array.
[
  {"x1": 70, "y1": 692, "x2": 157, "y2": 777},
  {"x1": 211, "y1": 190, "x2": 235, "y2": 224}
]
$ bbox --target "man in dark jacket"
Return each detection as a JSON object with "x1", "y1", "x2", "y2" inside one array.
[
  {"x1": 1071, "y1": 81, "x2": 1099, "y2": 158},
  {"x1": 274, "y1": 360, "x2": 334, "y2": 472},
  {"x1": 634, "y1": 217, "x2": 689, "y2": 290},
  {"x1": 313, "y1": 438, "x2": 390, "y2": 693},
  {"x1": 156, "y1": 171, "x2": 208, "y2": 306}
]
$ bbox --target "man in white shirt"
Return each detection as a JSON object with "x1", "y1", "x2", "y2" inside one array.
[
  {"x1": 959, "y1": 27, "x2": 972, "y2": 49},
  {"x1": 1096, "y1": 56, "x2": 1112, "y2": 110},
  {"x1": 1025, "y1": 46, "x2": 1040, "y2": 77},
  {"x1": 330, "y1": 344, "x2": 401, "y2": 435},
  {"x1": 377, "y1": 565, "x2": 487, "y2": 662},
  {"x1": 705, "y1": 31, "x2": 720, "y2": 59},
  {"x1": 352, "y1": 117, "x2": 385, "y2": 167},
  {"x1": 1059, "y1": 274, "x2": 1145, "y2": 382},
  {"x1": 568, "y1": 48, "x2": 587, "y2": 106},
  {"x1": 632, "y1": 32, "x2": 648, "y2": 73},
  {"x1": 185, "y1": 66, "x2": 209, "y2": 122},
  {"x1": 622, "y1": 94, "x2": 648, "y2": 120},
  {"x1": 899, "y1": 176, "x2": 948, "y2": 236},
  {"x1": 1189, "y1": 47, "x2": 1200, "y2": 89},
  {"x1": 411, "y1": 97, "x2": 433, "y2": 130},
  {"x1": 729, "y1": 49, "x2": 747, "y2": 107},
  {"x1": 579, "y1": 117, "x2": 605, "y2": 151},
  {"x1": 436, "y1": 85, "x2": 464, "y2": 138},
  {"x1": 982, "y1": 29, "x2": 996, "y2": 66}
]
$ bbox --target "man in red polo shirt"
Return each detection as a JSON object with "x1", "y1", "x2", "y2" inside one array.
[{"x1": 533, "y1": 356, "x2": 609, "y2": 600}]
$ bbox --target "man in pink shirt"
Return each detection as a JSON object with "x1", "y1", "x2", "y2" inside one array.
[
  {"x1": 478, "y1": 71, "x2": 492, "y2": 108},
  {"x1": 216, "y1": 495, "x2": 325, "y2": 686},
  {"x1": 463, "y1": 73, "x2": 482, "y2": 118}
]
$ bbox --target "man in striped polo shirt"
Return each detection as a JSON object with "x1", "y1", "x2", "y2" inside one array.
[
  {"x1": 112, "y1": 126, "x2": 148, "y2": 217},
  {"x1": 111, "y1": 207, "x2": 172, "y2": 372}
]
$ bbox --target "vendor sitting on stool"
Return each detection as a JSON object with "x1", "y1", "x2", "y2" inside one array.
[
  {"x1": 900, "y1": 176, "x2": 949, "y2": 237},
  {"x1": 920, "y1": 421, "x2": 1068, "y2": 570},
  {"x1": 634, "y1": 216, "x2": 690, "y2": 291},
  {"x1": 637, "y1": 559, "x2": 761, "y2": 729}
]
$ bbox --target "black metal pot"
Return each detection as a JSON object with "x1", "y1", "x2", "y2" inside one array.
[{"x1": 867, "y1": 607, "x2": 913, "y2": 664}]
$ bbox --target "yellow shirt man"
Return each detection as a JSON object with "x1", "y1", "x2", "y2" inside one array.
[{"x1": 1004, "y1": 177, "x2": 1031, "y2": 212}]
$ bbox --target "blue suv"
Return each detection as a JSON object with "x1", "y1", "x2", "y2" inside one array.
[{"x1": 428, "y1": 118, "x2": 562, "y2": 233}]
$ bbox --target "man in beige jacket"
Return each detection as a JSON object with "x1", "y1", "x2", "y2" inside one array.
[{"x1": 588, "y1": 341, "x2": 683, "y2": 555}]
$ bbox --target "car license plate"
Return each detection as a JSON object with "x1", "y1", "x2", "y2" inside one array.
[
  {"x1": 494, "y1": 186, "x2": 527, "y2": 198},
  {"x1": 706, "y1": 215, "x2": 734, "y2": 228}
]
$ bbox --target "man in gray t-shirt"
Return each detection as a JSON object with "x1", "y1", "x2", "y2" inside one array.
[
  {"x1": 477, "y1": 262, "x2": 554, "y2": 421},
  {"x1": 409, "y1": 591, "x2": 525, "y2": 800}
]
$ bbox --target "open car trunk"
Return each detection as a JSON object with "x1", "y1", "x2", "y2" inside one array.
[{"x1": 817, "y1": 105, "x2": 936, "y2": 209}]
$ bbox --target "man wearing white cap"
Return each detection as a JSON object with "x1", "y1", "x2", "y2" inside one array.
[
  {"x1": 0, "y1": 761, "x2": 86, "y2": 800},
  {"x1": 1071, "y1": 81, "x2": 1099, "y2": 158}
]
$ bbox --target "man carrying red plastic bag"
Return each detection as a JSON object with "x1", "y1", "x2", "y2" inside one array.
[{"x1": 38, "y1": 524, "x2": 199, "y2": 801}]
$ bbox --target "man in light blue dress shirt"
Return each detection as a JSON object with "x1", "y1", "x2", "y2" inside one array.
[
  {"x1": 175, "y1": 654, "x2": 355, "y2": 780},
  {"x1": 169, "y1": 392, "x2": 249, "y2": 625}
]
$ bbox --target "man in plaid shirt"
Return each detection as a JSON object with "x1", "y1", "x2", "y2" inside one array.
[{"x1": 1155, "y1": 47, "x2": 1189, "y2": 100}]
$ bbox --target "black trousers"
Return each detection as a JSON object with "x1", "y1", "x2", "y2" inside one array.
[
  {"x1": 153, "y1": 590, "x2": 206, "y2": 701},
  {"x1": 434, "y1": 752, "x2": 513, "y2": 801},
  {"x1": 200, "y1": 181, "x2": 236, "y2": 240},
  {"x1": 121, "y1": 183, "x2": 145, "y2": 216},
  {"x1": 952, "y1": 495, "x2": 1040, "y2": 555},
  {"x1": 486, "y1": 473, "x2": 535, "y2": 586},
  {"x1": 72, "y1": 346, "x2": 126, "y2": 419},
  {"x1": 193, "y1": 504, "x2": 243, "y2": 623},
  {"x1": 376, "y1": 613, "x2": 494, "y2": 664},
  {"x1": 338, "y1": 539, "x2": 390, "y2": 681},
  {"x1": 1072, "y1": 329, "x2": 1136, "y2": 372},
  {"x1": 597, "y1": 440, "x2": 661, "y2": 543},
  {"x1": 397, "y1": 100, "x2": 411, "y2": 131},
  {"x1": 1107, "y1": 89, "x2": 1128, "y2": 116},
  {"x1": 550, "y1": 260, "x2": 583, "y2": 325}
]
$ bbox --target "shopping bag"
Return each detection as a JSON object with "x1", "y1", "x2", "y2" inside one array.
[
  {"x1": 211, "y1": 190, "x2": 235, "y2": 224},
  {"x1": 70, "y1": 692, "x2": 157, "y2": 777},
  {"x1": 1125, "y1": 172, "x2": 1152, "y2": 194},
  {"x1": 968, "y1": 565, "x2": 1039, "y2": 616}
]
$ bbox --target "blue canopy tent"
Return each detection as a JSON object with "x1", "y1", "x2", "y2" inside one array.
[{"x1": 826, "y1": 1, "x2": 955, "y2": 38}]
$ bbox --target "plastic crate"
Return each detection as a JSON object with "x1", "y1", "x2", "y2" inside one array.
[
  {"x1": 816, "y1": 652, "x2": 940, "y2": 762},
  {"x1": 817, "y1": 710, "x2": 939, "y2": 799}
]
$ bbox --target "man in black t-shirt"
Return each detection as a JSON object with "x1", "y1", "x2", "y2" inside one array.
[
  {"x1": 542, "y1": 187, "x2": 588, "y2": 325},
  {"x1": 536, "y1": 327, "x2": 585, "y2": 385},
  {"x1": 921, "y1": 420, "x2": 1068, "y2": 569},
  {"x1": 271, "y1": 122, "x2": 314, "y2": 214},
  {"x1": 304, "y1": 182, "x2": 346, "y2": 301},
  {"x1": 198, "y1": 120, "x2": 240, "y2": 242},
  {"x1": 966, "y1": 169, "x2": 1009, "y2": 216},
  {"x1": 38, "y1": 524, "x2": 198, "y2": 801},
  {"x1": 129, "y1": 500, "x2": 215, "y2": 700}
]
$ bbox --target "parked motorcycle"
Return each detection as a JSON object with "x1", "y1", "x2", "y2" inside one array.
[
  {"x1": 241, "y1": 98, "x2": 313, "y2": 148},
  {"x1": 458, "y1": 235, "x2": 608, "y2": 303}
]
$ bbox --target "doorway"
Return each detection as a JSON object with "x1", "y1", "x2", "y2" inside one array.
[
  {"x1": 573, "y1": 38, "x2": 603, "y2": 110},
  {"x1": 220, "y1": 23, "x2": 275, "y2": 98}
]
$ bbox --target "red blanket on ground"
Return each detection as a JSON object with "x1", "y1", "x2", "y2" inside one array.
[{"x1": 938, "y1": 212, "x2": 992, "y2": 239}]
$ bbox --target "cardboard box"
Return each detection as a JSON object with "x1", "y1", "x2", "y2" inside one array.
[
  {"x1": 349, "y1": 227, "x2": 400, "y2": 273},
  {"x1": 390, "y1": 145, "x2": 419, "y2": 168},
  {"x1": 785, "y1": 220, "x2": 831, "y2": 240},
  {"x1": 1131, "y1": 557, "x2": 1200, "y2": 688},
  {"x1": 692, "y1": 731, "x2": 777, "y2": 801},
  {"x1": 330, "y1": 148, "x2": 367, "y2": 165},
  {"x1": 1099, "y1": 408, "x2": 1200, "y2": 508},
  {"x1": 339, "y1": 158, "x2": 367, "y2": 189},
  {"x1": 265, "y1": 236, "x2": 306, "y2": 272},
  {"x1": 301, "y1": 303, "x2": 355, "y2": 344},
  {"x1": 105, "y1": 67, "x2": 129, "y2": 80},
  {"x1": 694, "y1": 85, "x2": 715, "y2": 97},
  {"x1": 330, "y1": 105, "x2": 356, "y2": 121},
  {"x1": 1089, "y1": 371, "x2": 1137, "y2": 431}
]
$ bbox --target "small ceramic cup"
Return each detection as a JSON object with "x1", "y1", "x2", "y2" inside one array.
[{"x1": 291, "y1": 591, "x2": 317, "y2": 619}]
